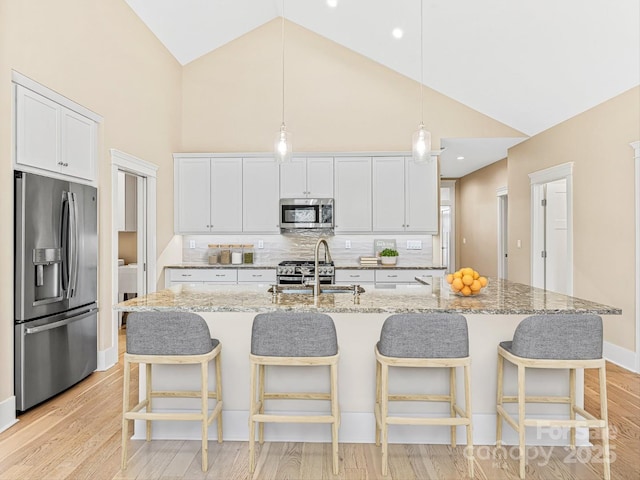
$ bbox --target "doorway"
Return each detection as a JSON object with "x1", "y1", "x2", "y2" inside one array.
[
  {"x1": 497, "y1": 187, "x2": 508, "y2": 279},
  {"x1": 529, "y1": 163, "x2": 573, "y2": 295},
  {"x1": 110, "y1": 149, "x2": 157, "y2": 364},
  {"x1": 439, "y1": 180, "x2": 456, "y2": 272}
]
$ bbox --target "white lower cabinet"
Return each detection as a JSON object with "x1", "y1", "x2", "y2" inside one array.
[
  {"x1": 334, "y1": 269, "x2": 375, "y2": 285},
  {"x1": 375, "y1": 269, "x2": 433, "y2": 284},
  {"x1": 238, "y1": 269, "x2": 277, "y2": 284}
]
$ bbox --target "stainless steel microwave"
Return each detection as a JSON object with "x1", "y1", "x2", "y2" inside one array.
[{"x1": 280, "y1": 198, "x2": 334, "y2": 230}]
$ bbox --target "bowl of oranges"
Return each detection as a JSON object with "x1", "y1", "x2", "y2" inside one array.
[{"x1": 445, "y1": 268, "x2": 488, "y2": 296}]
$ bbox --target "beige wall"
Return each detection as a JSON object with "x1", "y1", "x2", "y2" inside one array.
[
  {"x1": 0, "y1": 0, "x2": 181, "y2": 408},
  {"x1": 507, "y1": 86, "x2": 639, "y2": 350},
  {"x1": 181, "y1": 20, "x2": 523, "y2": 152},
  {"x1": 118, "y1": 232, "x2": 138, "y2": 265},
  {"x1": 458, "y1": 159, "x2": 507, "y2": 277}
]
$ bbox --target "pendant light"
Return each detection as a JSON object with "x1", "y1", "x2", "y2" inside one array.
[
  {"x1": 275, "y1": 0, "x2": 292, "y2": 162},
  {"x1": 412, "y1": 0, "x2": 432, "y2": 164}
]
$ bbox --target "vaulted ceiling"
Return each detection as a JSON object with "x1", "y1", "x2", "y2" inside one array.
[{"x1": 124, "y1": 0, "x2": 639, "y2": 177}]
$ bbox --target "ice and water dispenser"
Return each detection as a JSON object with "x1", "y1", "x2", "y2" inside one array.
[{"x1": 32, "y1": 247, "x2": 63, "y2": 304}]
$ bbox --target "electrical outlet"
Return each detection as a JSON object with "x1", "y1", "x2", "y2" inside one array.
[
  {"x1": 258, "y1": 240, "x2": 264, "y2": 249},
  {"x1": 406, "y1": 240, "x2": 422, "y2": 250},
  {"x1": 189, "y1": 240, "x2": 196, "y2": 249},
  {"x1": 345, "y1": 240, "x2": 351, "y2": 249}
]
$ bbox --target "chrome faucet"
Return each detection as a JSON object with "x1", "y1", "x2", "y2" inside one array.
[{"x1": 314, "y1": 238, "x2": 332, "y2": 297}]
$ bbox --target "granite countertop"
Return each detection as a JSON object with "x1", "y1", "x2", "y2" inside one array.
[
  {"x1": 165, "y1": 264, "x2": 446, "y2": 270},
  {"x1": 116, "y1": 278, "x2": 621, "y2": 315}
]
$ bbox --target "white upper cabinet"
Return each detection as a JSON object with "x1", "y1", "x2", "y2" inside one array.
[
  {"x1": 334, "y1": 157, "x2": 372, "y2": 232},
  {"x1": 280, "y1": 157, "x2": 333, "y2": 198},
  {"x1": 372, "y1": 156, "x2": 439, "y2": 234},
  {"x1": 243, "y1": 158, "x2": 280, "y2": 233},
  {"x1": 174, "y1": 157, "x2": 243, "y2": 234},
  {"x1": 15, "y1": 85, "x2": 96, "y2": 182}
]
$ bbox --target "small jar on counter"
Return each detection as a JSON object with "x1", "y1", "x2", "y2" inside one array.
[
  {"x1": 207, "y1": 244, "x2": 219, "y2": 265},
  {"x1": 219, "y1": 244, "x2": 231, "y2": 265},
  {"x1": 231, "y1": 244, "x2": 243, "y2": 265},
  {"x1": 243, "y1": 244, "x2": 254, "y2": 264}
]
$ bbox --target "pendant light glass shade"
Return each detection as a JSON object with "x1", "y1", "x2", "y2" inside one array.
[
  {"x1": 412, "y1": 123, "x2": 432, "y2": 163},
  {"x1": 275, "y1": 123, "x2": 292, "y2": 163}
]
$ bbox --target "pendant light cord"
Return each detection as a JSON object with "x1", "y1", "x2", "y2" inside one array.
[
  {"x1": 420, "y1": 0, "x2": 424, "y2": 126},
  {"x1": 281, "y1": 0, "x2": 286, "y2": 126}
]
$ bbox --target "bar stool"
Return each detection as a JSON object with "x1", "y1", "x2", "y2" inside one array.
[
  {"x1": 496, "y1": 314, "x2": 610, "y2": 479},
  {"x1": 121, "y1": 312, "x2": 223, "y2": 472},
  {"x1": 249, "y1": 312, "x2": 340, "y2": 474},
  {"x1": 375, "y1": 313, "x2": 473, "y2": 477}
]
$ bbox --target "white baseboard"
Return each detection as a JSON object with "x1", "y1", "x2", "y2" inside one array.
[
  {"x1": 133, "y1": 410, "x2": 590, "y2": 447},
  {"x1": 0, "y1": 396, "x2": 18, "y2": 434},
  {"x1": 604, "y1": 341, "x2": 638, "y2": 373},
  {"x1": 97, "y1": 345, "x2": 118, "y2": 372}
]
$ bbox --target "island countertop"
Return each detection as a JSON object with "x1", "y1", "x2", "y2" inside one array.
[{"x1": 116, "y1": 278, "x2": 621, "y2": 315}]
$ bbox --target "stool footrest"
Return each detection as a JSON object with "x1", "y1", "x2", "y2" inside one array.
[
  {"x1": 151, "y1": 390, "x2": 219, "y2": 400},
  {"x1": 502, "y1": 395, "x2": 570, "y2": 404},
  {"x1": 386, "y1": 416, "x2": 470, "y2": 426},
  {"x1": 263, "y1": 392, "x2": 331, "y2": 400},
  {"x1": 388, "y1": 394, "x2": 451, "y2": 402},
  {"x1": 251, "y1": 413, "x2": 337, "y2": 424},
  {"x1": 524, "y1": 418, "x2": 605, "y2": 428}
]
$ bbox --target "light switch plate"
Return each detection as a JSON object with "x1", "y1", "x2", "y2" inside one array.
[
  {"x1": 258, "y1": 240, "x2": 264, "y2": 249},
  {"x1": 189, "y1": 240, "x2": 196, "y2": 249},
  {"x1": 406, "y1": 240, "x2": 422, "y2": 250},
  {"x1": 345, "y1": 240, "x2": 351, "y2": 249}
]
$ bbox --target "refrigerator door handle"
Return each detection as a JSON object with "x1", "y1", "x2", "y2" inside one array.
[
  {"x1": 61, "y1": 192, "x2": 71, "y2": 294},
  {"x1": 68, "y1": 192, "x2": 79, "y2": 298},
  {"x1": 24, "y1": 309, "x2": 96, "y2": 335}
]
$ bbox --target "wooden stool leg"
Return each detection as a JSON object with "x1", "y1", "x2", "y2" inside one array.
[
  {"x1": 517, "y1": 364, "x2": 526, "y2": 480},
  {"x1": 380, "y1": 362, "x2": 390, "y2": 476},
  {"x1": 496, "y1": 353, "x2": 504, "y2": 448},
  {"x1": 249, "y1": 360, "x2": 257, "y2": 473},
  {"x1": 375, "y1": 358, "x2": 381, "y2": 446},
  {"x1": 465, "y1": 362, "x2": 474, "y2": 478},
  {"x1": 215, "y1": 353, "x2": 223, "y2": 443},
  {"x1": 121, "y1": 356, "x2": 131, "y2": 470},
  {"x1": 450, "y1": 366, "x2": 457, "y2": 448},
  {"x1": 331, "y1": 362, "x2": 340, "y2": 475},
  {"x1": 201, "y1": 359, "x2": 208, "y2": 471},
  {"x1": 599, "y1": 365, "x2": 611, "y2": 480},
  {"x1": 146, "y1": 363, "x2": 152, "y2": 442},
  {"x1": 258, "y1": 364, "x2": 265, "y2": 444},
  {"x1": 569, "y1": 368, "x2": 576, "y2": 450}
]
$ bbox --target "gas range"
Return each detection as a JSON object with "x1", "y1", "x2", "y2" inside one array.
[{"x1": 276, "y1": 260, "x2": 335, "y2": 285}]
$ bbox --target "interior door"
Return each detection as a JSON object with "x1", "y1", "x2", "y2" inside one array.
[{"x1": 544, "y1": 179, "x2": 568, "y2": 294}]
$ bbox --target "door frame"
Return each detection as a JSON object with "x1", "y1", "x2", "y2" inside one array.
[
  {"x1": 496, "y1": 186, "x2": 508, "y2": 279},
  {"x1": 529, "y1": 162, "x2": 574, "y2": 295},
  {"x1": 110, "y1": 149, "x2": 157, "y2": 361},
  {"x1": 439, "y1": 180, "x2": 456, "y2": 272},
  {"x1": 631, "y1": 141, "x2": 640, "y2": 372}
]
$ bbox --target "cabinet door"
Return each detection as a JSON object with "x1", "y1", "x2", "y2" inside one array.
[
  {"x1": 334, "y1": 157, "x2": 372, "y2": 232},
  {"x1": 279, "y1": 158, "x2": 306, "y2": 197},
  {"x1": 175, "y1": 158, "x2": 211, "y2": 233},
  {"x1": 373, "y1": 156, "x2": 405, "y2": 232},
  {"x1": 60, "y1": 108, "x2": 95, "y2": 180},
  {"x1": 211, "y1": 158, "x2": 243, "y2": 232},
  {"x1": 405, "y1": 157, "x2": 439, "y2": 233},
  {"x1": 243, "y1": 158, "x2": 280, "y2": 233},
  {"x1": 306, "y1": 157, "x2": 334, "y2": 197},
  {"x1": 15, "y1": 85, "x2": 59, "y2": 172}
]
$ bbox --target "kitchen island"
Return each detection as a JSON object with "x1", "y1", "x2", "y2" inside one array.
[{"x1": 116, "y1": 278, "x2": 620, "y2": 446}]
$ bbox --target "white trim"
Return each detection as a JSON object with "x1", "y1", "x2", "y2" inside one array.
[
  {"x1": 604, "y1": 340, "x2": 638, "y2": 373},
  {"x1": 497, "y1": 186, "x2": 508, "y2": 279},
  {"x1": 0, "y1": 396, "x2": 18, "y2": 434},
  {"x1": 110, "y1": 150, "x2": 158, "y2": 361},
  {"x1": 440, "y1": 179, "x2": 456, "y2": 272},
  {"x1": 173, "y1": 151, "x2": 443, "y2": 159},
  {"x1": 631, "y1": 141, "x2": 640, "y2": 373},
  {"x1": 97, "y1": 345, "x2": 118, "y2": 372},
  {"x1": 529, "y1": 162, "x2": 574, "y2": 295},
  {"x1": 11, "y1": 70, "x2": 103, "y2": 122}
]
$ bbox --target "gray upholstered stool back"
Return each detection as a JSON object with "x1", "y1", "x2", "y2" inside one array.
[
  {"x1": 378, "y1": 313, "x2": 469, "y2": 358},
  {"x1": 126, "y1": 312, "x2": 218, "y2": 356},
  {"x1": 251, "y1": 312, "x2": 338, "y2": 357},
  {"x1": 501, "y1": 314, "x2": 602, "y2": 360}
]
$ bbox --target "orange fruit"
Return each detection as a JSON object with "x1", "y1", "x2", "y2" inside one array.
[
  {"x1": 453, "y1": 271, "x2": 462, "y2": 279},
  {"x1": 462, "y1": 267, "x2": 473, "y2": 276},
  {"x1": 479, "y1": 276, "x2": 488, "y2": 287},
  {"x1": 452, "y1": 278, "x2": 464, "y2": 291},
  {"x1": 473, "y1": 270, "x2": 480, "y2": 280},
  {"x1": 462, "y1": 274, "x2": 474, "y2": 286},
  {"x1": 470, "y1": 279, "x2": 481, "y2": 292},
  {"x1": 446, "y1": 274, "x2": 454, "y2": 284},
  {"x1": 460, "y1": 286, "x2": 472, "y2": 296}
]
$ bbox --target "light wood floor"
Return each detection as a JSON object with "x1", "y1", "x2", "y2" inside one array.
[{"x1": 0, "y1": 329, "x2": 638, "y2": 480}]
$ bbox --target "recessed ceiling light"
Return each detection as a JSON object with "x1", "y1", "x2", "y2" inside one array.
[
  {"x1": 457, "y1": 156, "x2": 465, "y2": 160},
  {"x1": 327, "y1": 0, "x2": 338, "y2": 8},
  {"x1": 392, "y1": 28, "x2": 404, "y2": 39}
]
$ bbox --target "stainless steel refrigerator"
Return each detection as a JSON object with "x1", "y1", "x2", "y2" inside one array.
[{"x1": 14, "y1": 171, "x2": 98, "y2": 412}]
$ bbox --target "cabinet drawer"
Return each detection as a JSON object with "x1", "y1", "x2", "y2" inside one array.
[
  {"x1": 238, "y1": 269, "x2": 276, "y2": 283},
  {"x1": 375, "y1": 269, "x2": 426, "y2": 283},
  {"x1": 168, "y1": 268, "x2": 237, "y2": 283},
  {"x1": 335, "y1": 269, "x2": 375, "y2": 284},
  {"x1": 204, "y1": 270, "x2": 238, "y2": 283}
]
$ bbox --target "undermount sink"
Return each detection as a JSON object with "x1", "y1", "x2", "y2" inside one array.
[{"x1": 268, "y1": 284, "x2": 365, "y2": 295}]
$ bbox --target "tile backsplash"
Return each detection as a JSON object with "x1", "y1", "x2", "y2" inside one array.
[{"x1": 181, "y1": 233, "x2": 434, "y2": 266}]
